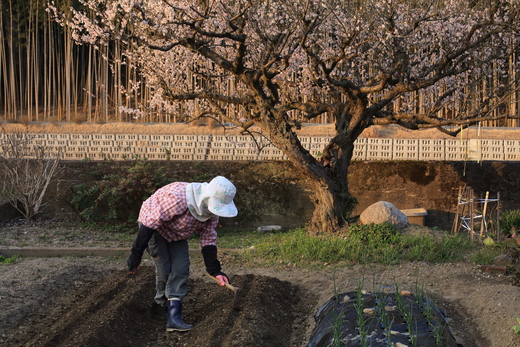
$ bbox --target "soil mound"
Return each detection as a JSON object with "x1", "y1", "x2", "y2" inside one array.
[{"x1": 4, "y1": 267, "x2": 303, "y2": 347}]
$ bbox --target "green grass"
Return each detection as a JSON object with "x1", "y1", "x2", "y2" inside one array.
[
  {"x1": 93, "y1": 232, "x2": 135, "y2": 243},
  {"x1": 189, "y1": 228, "x2": 269, "y2": 249},
  {"x1": 470, "y1": 245, "x2": 503, "y2": 264},
  {"x1": 0, "y1": 254, "x2": 22, "y2": 264},
  {"x1": 201, "y1": 223, "x2": 477, "y2": 268},
  {"x1": 401, "y1": 234, "x2": 472, "y2": 262}
]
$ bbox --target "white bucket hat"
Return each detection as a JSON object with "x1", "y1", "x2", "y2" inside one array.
[
  {"x1": 205, "y1": 176, "x2": 238, "y2": 218},
  {"x1": 186, "y1": 176, "x2": 237, "y2": 221}
]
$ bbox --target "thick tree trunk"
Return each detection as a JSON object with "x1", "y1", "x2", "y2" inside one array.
[
  {"x1": 257, "y1": 103, "x2": 364, "y2": 234},
  {"x1": 306, "y1": 150, "x2": 356, "y2": 233},
  {"x1": 278, "y1": 132, "x2": 357, "y2": 233},
  {"x1": 307, "y1": 183, "x2": 350, "y2": 233}
]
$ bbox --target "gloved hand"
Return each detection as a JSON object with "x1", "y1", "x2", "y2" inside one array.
[
  {"x1": 127, "y1": 224, "x2": 154, "y2": 274},
  {"x1": 127, "y1": 253, "x2": 142, "y2": 274}
]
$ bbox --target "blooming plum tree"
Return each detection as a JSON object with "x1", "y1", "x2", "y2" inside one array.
[{"x1": 50, "y1": 0, "x2": 520, "y2": 233}]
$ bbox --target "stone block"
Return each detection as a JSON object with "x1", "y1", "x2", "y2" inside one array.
[
  {"x1": 481, "y1": 265, "x2": 507, "y2": 275},
  {"x1": 492, "y1": 254, "x2": 515, "y2": 266},
  {"x1": 257, "y1": 225, "x2": 283, "y2": 233},
  {"x1": 400, "y1": 208, "x2": 428, "y2": 226}
]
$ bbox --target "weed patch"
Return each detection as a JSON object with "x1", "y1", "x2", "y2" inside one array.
[
  {"x1": 226, "y1": 223, "x2": 475, "y2": 267},
  {"x1": 0, "y1": 254, "x2": 22, "y2": 264},
  {"x1": 471, "y1": 245, "x2": 503, "y2": 264},
  {"x1": 64, "y1": 160, "x2": 170, "y2": 224}
]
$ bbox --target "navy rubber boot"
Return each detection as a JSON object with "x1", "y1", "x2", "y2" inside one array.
[{"x1": 166, "y1": 299, "x2": 194, "y2": 332}]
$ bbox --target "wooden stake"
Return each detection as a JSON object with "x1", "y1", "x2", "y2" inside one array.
[
  {"x1": 469, "y1": 188, "x2": 474, "y2": 242},
  {"x1": 480, "y1": 191, "x2": 489, "y2": 239},
  {"x1": 497, "y1": 192, "x2": 501, "y2": 240},
  {"x1": 460, "y1": 186, "x2": 469, "y2": 234},
  {"x1": 452, "y1": 186, "x2": 463, "y2": 234}
]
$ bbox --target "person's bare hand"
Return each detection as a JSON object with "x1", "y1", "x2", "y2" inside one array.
[{"x1": 216, "y1": 274, "x2": 229, "y2": 286}]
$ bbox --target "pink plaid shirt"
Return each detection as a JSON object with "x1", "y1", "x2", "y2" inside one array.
[{"x1": 138, "y1": 182, "x2": 218, "y2": 247}]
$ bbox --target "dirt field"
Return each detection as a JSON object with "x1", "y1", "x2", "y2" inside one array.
[{"x1": 1, "y1": 221, "x2": 520, "y2": 347}]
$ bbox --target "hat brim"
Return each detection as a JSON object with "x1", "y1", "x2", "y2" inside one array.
[{"x1": 208, "y1": 200, "x2": 238, "y2": 218}]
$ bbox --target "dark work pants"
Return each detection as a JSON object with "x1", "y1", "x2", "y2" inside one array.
[{"x1": 147, "y1": 231, "x2": 190, "y2": 306}]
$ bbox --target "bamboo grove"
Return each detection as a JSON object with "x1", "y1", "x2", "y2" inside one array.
[
  {"x1": 0, "y1": 0, "x2": 167, "y2": 124},
  {"x1": 1, "y1": 0, "x2": 519, "y2": 126}
]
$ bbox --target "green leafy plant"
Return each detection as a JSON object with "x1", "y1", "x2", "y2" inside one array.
[
  {"x1": 314, "y1": 277, "x2": 453, "y2": 346},
  {"x1": 331, "y1": 304, "x2": 345, "y2": 347},
  {"x1": 471, "y1": 246, "x2": 502, "y2": 265},
  {"x1": 375, "y1": 291, "x2": 393, "y2": 347},
  {"x1": 501, "y1": 210, "x2": 520, "y2": 236},
  {"x1": 0, "y1": 254, "x2": 22, "y2": 264},
  {"x1": 346, "y1": 222, "x2": 401, "y2": 244},
  {"x1": 423, "y1": 298, "x2": 434, "y2": 323},
  {"x1": 331, "y1": 272, "x2": 345, "y2": 347},
  {"x1": 353, "y1": 279, "x2": 371, "y2": 347},
  {"x1": 512, "y1": 317, "x2": 520, "y2": 335},
  {"x1": 393, "y1": 278, "x2": 415, "y2": 345},
  {"x1": 399, "y1": 299, "x2": 418, "y2": 347},
  {"x1": 414, "y1": 278, "x2": 425, "y2": 307},
  {"x1": 64, "y1": 160, "x2": 170, "y2": 224}
]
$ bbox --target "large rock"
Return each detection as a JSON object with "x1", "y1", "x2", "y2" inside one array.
[{"x1": 359, "y1": 201, "x2": 408, "y2": 229}]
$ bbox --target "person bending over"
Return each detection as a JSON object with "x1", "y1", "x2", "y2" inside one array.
[{"x1": 127, "y1": 176, "x2": 238, "y2": 332}]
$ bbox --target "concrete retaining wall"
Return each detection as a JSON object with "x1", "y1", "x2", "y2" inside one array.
[{"x1": 2, "y1": 133, "x2": 519, "y2": 161}]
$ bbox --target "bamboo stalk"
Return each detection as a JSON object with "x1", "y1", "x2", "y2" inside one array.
[
  {"x1": 114, "y1": 42, "x2": 121, "y2": 122},
  {"x1": 0, "y1": 2, "x2": 7, "y2": 120},
  {"x1": 45, "y1": 12, "x2": 50, "y2": 120},
  {"x1": 103, "y1": 44, "x2": 108, "y2": 121},
  {"x1": 64, "y1": 26, "x2": 72, "y2": 121},
  {"x1": 86, "y1": 44, "x2": 93, "y2": 121},
  {"x1": 18, "y1": 37, "x2": 23, "y2": 119},
  {"x1": 48, "y1": 14, "x2": 54, "y2": 121},
  {"x1": 27, "y1": 0, "x2": 33, "y2": 121},
  {"x1": 33, "y1": 0, "x2": 40, "y2": 122},
  {"x1": 73, "y1": 43, "x2": 79, "y2": 119},
  {"x1": 8, "y1": 0, "x2": 17, "y2": 119}
]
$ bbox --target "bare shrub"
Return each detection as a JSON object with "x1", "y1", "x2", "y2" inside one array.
[{"x1": 0, "y1": 126, "x2": 62, "y2": 220}]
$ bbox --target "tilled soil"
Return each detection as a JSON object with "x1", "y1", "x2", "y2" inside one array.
[
  {"x1": 1, "y1": 266, "x2": 303, "y2": 347},
  {"x1": 2, "y1": 257, "x2": 520, "y2": 347}
]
